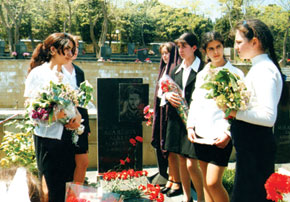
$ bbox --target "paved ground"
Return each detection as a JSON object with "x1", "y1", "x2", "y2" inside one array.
[{"x1": 85, "y1": 162, "x2": 290, "y2": 202}]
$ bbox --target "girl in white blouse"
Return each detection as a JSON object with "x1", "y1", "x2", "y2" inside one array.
[
  {"x1": 226, "y1": 19, "x2": 285, "y2": 202},
  {"x1": 187, "y1": 32, "x2": 244, "y2": 202},
  {"x1": 25, "y1": 33, "x2": 81, "y2": 202}
]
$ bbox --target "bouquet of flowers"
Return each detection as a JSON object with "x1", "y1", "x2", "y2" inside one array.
[
  {"x1": 201, "y1": 66, "x2": 250, "y2": 120},
  {"x1": 102, "y1": 169, "x2": 164, "y2": 201},
  {"x1": 160, "y1": 75, "x2": 189, "y2": 126},
  {"x1": 265, "y1": 168, "x2": 290, "y2": 202},
  {"x1": 25, "y1": 80, "x2": 94, "y2": 144},
  {"x1": 143, "y1": 105, "x2": 154, "y2": 126},
  {"x1": 65, "y1": 182, "x2": 123, "y2": 202}
]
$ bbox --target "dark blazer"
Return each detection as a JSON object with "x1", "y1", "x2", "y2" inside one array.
[
  {"x1": 165, "y1": 60, "x2": 203, "y2": 154},
  {"x1": 74, "y1": 64, "x2": 91, "y2": 136}
]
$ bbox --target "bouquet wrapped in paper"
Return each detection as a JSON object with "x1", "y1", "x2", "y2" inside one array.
[
  {"x1": 201, "y1": 66, "x2": 250, "y2": 120},
  {"x1": 160, "y1": 75, "x2": 189, "y2": 126},
  {"x1": 65, "y1": 182, "x2": 124, "y2": 202},
  {"x1": 25, "y1": 80, "x2": 94, "y2": 144}
]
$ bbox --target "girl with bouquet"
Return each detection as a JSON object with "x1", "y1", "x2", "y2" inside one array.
[
  {"x1": 63, "y1": 35, "x2": 91, "y2": 184},
  {"x1": 226, "y1": 19, "x2": 285, "y2": 202},
  {"x1": 187, "y1": 32, "x2": 244, "y2": 202},
  {"x1": 165, "y1": 32, "x2": 204, "y2": 202},
  {"x1": 24, "y1": 33, "x2": 82, "y2": 202},
  {"x1": 151, "y1": 42, "x2": 182, "y2": 196}
]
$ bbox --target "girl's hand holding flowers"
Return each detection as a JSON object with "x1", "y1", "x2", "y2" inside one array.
[
  {"x1": 53, "y1": 109, "x2": 67, "y2": 121},
  {"x1": 65, "y1": 108, "x2": 82, "y2": 130},
  {"x1": 160, "y1": 75, "x2": 189, "y2": 125},
  {"x1": 165, "y1": 92, "x2": 182, "y2": 108}
]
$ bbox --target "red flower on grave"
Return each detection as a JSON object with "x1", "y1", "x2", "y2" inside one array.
[
  {"x1": 125, "y1": 157, "x2": 130, "y2": 163},
  {"x1": 265, "y1": 172, "x2": 290, "y2": 202},
  {"x1": 135, "y1": 136, "x2": 143, "y2": 142},
  {"x1": 129, "y1": 138, "x2": 137, "y2": 146},
  {"x1": 143, "y1": 105, "x2": 150, "y2": 114},
  {"x1": 143, "y1": 105, "x2": 154, "y2": 126}
]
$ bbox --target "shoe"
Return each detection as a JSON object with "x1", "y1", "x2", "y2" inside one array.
[
  {"x1": 166, "y1": 181, "x2": 183, "y2": 197},
  {"x1": 166, "y1": 186, "x2": 183, "y2": 197},
  {"x1": 181, "y1": 197, "x2": 193, "y2": 202},
  {"x1": 160, "y1": 186, "x2": 171, "y2": 194}
]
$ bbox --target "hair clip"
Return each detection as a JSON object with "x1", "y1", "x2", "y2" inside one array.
[{"x1": 243, "y1": 20, "x2": 247, "y2": 25}]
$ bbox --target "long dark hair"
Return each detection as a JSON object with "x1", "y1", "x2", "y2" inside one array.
[
  {"x1": 29, "y1": 33, "x2": 76, "y2": 73},
  {"x1": 200, "y1": 31, "x2": 225, "y2": 63},
  {"x1": 159, "y1": 42, "x2": 181, "y2": 76},
  {"x1": 235, "y1": 19, "x2": 288, "y2": 106}
]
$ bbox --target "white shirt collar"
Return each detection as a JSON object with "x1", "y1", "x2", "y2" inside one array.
[
  {"x1": 175, "y1": 56, "x2": 201, "y2": 74},
  {"x1": 251, "y1": 54, "x2": 268, "y2": 66},
  {"x1": 62, "y1": 65, "x2": 76, "y2": 77}
]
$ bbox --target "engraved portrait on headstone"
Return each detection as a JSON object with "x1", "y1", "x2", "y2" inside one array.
[{"x1": 119, "y1": 83, "x2": 148, "y2": 122}]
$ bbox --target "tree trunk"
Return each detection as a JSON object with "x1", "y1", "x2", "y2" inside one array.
[
  {"x1": 89, "y1": 16, "x2": 97, "y2": 54},
  {"x1": 281, "y1": 16, "x2": 289, "y2": 67},
  {"x1": 0, "y1": 1, "x2": 25, "y2": 53},
  {"x1": 28, "y1": 17, "x2": 36, "y2": 50},
  {"x1": 0, "y1": 4, "x2": 13, "y2": 53},
  {"x1": 97, "y1": 0, "x2": 108, "y2": 58},
  {"x1": 67, "y1": 0, "x2": 72, "y2": 33},
  {"x1": 141, "y1": 23, "x2": 145, "y2": 47}
]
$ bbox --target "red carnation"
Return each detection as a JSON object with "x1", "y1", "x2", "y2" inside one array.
[
  {"x1": 135, "y1": 136, "x2": 143, "y2": 142},
  {"x1": 143, "y1": 105, "x2": 150, "y2": 114},
  {"x1": 129, "y1": 138, "x2": 137, "y2": 146}
]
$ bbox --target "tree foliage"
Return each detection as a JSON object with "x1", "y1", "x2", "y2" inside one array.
[{"x1": 0, "y1": 0, "x2": 287, "y2": 59}]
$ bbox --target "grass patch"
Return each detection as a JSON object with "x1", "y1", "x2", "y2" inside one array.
[{"x1": 223, "y1": 168, "x2": 235, "y2": 197}]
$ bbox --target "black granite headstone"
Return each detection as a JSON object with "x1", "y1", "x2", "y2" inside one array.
[
  {"x1": 274, "y1": 82, "x2": 290, "y2": 163},
  {"x1": 137, "y1": 48, "x2": 148, "y2": 62},
  {"x1": 152, "y1": 44, "x2": 160, "y2": 56},
  {"x1": 0, "y1": 41, "x2": 5, "y2": 55},
  {"x1": 100, "y1": 45, "x2": 112, "y2": 60},
  {"x1": 78, "y1": 41, "x2": 85, "y2": 55},
  {"x1": 128, "y1": 43, "x2": 135, "y2": 55},
  {"x1": 15, "y1": 41, "x2": 27, "y2": 59},
  {"x1": 97, "y1": 78, "x2": 149, "y2": 173}
]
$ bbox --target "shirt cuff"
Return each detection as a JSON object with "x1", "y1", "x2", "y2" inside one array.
[{"x1": 160, "y1": 93, "x2": 167, "y2": 106}]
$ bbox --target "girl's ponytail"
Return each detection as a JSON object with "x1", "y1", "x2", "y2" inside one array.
[{"x1": 28, "y1": 43, "x2": 50, "y2": 74}]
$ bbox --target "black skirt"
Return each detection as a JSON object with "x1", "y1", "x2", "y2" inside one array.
[
  {"x1": 230, "y1": 120, "x2": 276, "y2": 202},
  {"x1": 194, "y1": 140, "x2": 233, "y2": 166},
  {"x1": 164, "y1": 109, "x2": 198, "y2": 159},
  {"x1": 34, "y1": 129, "x2": 75, "y2": 202}
]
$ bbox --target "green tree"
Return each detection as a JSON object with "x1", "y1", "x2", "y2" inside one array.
[
  {"x1": 0, "y1": 0, "x2": 26, "y2": 53},
  {"x1": 276, "y1": 0, "x2": 290, "y2": 66},
  {"x1": 259, "y1": 4, "x2": 289, "y2": 64}
]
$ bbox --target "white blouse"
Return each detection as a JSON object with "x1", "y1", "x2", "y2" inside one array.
[
  {"x1": 24, "y1": 62, "x2": 70, "y2": 140},
  {"x1": 187, "y1": 61, "x2": 244, "y2": 143},
  {"x1": 62, "y1": 66, "x2": 77, "y2": 90},
  {"x1": 236, "y1": 54, "x2": 282, "y2": 127}
]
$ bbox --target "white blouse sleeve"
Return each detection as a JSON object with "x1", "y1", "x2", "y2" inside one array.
[
  {"x1": 24, "y1": 69, "x2": 42, "y2": 98},
  {"x1": 236, "y1": 67, "x2": 282, "y2": 127},
  {"x1": 187, "y1": 70, "x2": 205, "y2": 129}
]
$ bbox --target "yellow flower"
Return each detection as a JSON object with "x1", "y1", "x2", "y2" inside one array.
[{"x1": 216, "y1": 94, "x2": 227, "y2": 108}]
